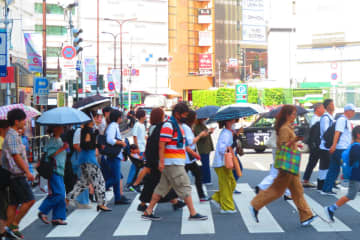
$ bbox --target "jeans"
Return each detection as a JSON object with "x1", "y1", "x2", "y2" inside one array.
[
  {"x1": 200, "y1": 154, "x2": 211, "y2": 184},
  {"x1": 322, "y1": 149, "x2": 345, "y2": 192},
  {"x1": 71, "y1": 152, "x2": 89, "y2": 205},
  {"x1": 39, "y1": 173, "x2": 66, "y2": 220},
  {"x1": 303, "y1": 149, "x2": 321, "y2": 181},
  {"x1": 126, "y1": 152, "x2": 143, "y2": 185},
  {"x1": 105, "y1": 157, "x2": 123, "y2": 201}
]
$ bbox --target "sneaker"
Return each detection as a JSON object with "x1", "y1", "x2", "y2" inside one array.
[
  {"x1": 141, "y1": 212, "x2": 161, "y2": 221},
  {"x1": 210, "y1": 199, "x2": 221, "y2": 209},
  {"x1": 301, "y1": 215, "x2": 317, "y2": 227},
  {"x1": 283, "y1": 195, "x2": 292, "y2": 201},
  {"x1": 137, "y1": 204, "x2": 148, "y2": 212},
  {"x1": 254, "y1": 186, "x2": 260, "y2": 195},
  {"x1": 204, "y1": 182, "x2": 213, "y2": 186},
  {"x1": 76, "y1": 202, "x2": 92, "y2": 209},
  {"x1": 220, "y1": 209, "x2": 237, "y2": 214},
  {"x1": 320, "y1": 191, "x2": 337, "y2": 196},
  {"x1": 302, "y1": 182, "x2": 316, "y2": 188},
  {"x1": 325, "y1": 207, "x2": 335, "y2": 222},
  {"x1": 128, "y1": 185, "x2": 136, "y2": 192},
  {"x1": 200, "y1": 197, "x2": 210, "y2": 202},
  {"x1": 172, "y1": 200, "x2": 186, "y2": 211},
  {"x1": 234, "y1": 189, "x2": 242, "y2": 194},
  {"x1": 249, "y1": 206, "x2": 259, "y2": 223},
  {"x1": 189, "y1": 213, "x2": 208, "y2": 221},
  {"x1": 115, "y1": 196, "x2": 130, "y2": 205},
  {"x1": 2, "y1": 227, "x2": 18, "y2": 240}
]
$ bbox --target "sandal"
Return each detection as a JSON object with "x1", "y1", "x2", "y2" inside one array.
[
  {"x1": 51, "y1": 220, "x2": 68, "y2": 226},
  {"x1": 9, "y1": 224, "x2": 24, "y2": 239},
  {"x1": 38, "y1": 212, "x2": 50, "y2": 224}
]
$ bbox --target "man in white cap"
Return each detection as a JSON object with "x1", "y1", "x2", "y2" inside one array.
[{"x1": 321, "y1": 104, "x2": 355, "y2": 195}]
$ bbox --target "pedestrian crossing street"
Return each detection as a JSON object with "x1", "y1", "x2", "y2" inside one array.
[{"x1": 19, "y1": 183, "x2": 360, "y2": 238}]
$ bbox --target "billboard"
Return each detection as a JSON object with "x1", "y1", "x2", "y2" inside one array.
[
  {"x1": 199, "y1": 54, "x2": 212, "y2": 74},
  {"x1": 242, "y1": 25, "x2": 266, "y2": 42},
  {"x1": 84, "y1": 58, "x2": 97, "y2": 86},
  {"x1": 242, "y1": 0, "x2": 266, "y2": 44},
  {"x1": 199, "y1": 31, "x2": 212, "y2": 46},
  {"x1": 198, "y1": 9, "x2": 212, "y2": 24}
]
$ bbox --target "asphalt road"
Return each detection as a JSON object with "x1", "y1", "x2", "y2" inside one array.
[{"x1": 20, "y1": 128, "x2": 360, "y2": 240}]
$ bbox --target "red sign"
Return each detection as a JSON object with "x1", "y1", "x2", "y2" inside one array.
[
  {"x1": 199, "y1": 54, "x2": 212, "y2": 70},
  {"x1": 0, "y1": 67, "x2": 15, "y2": 83},
  {"x1": 62, "y1": 46, "x2": 76, "y2": 60}
]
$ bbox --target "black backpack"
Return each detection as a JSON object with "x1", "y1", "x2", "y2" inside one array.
[
  {"x1": 145, "y1": 121, "x2": 175, "y2": 170},
  {"x1": 306, "y1": 121, "x2": 321, "y2": 151},
  {"x1": 323, "y1": 116, "x2": 347, "y2": 149}
]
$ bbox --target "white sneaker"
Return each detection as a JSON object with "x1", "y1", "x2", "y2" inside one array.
[
  {"x1": 76, "y1": 202, "x2": 92, "y2": 209},
  {"x1": 210, "y1": 200, "x2": 221, "y2": 209},
  {"x1": 205, "y1": 182, "x2": 213, "y2": 186},
  {"x1": 220, "y1": 209, "x2": 237, "y2": 214}
]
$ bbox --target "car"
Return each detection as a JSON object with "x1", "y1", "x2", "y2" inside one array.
[
  {"x1": 238, "y1": 113, "x2": 311, "y2": 153},
  {"x1": 335, "y1": 109, "x2": 360, "y2": 127}
]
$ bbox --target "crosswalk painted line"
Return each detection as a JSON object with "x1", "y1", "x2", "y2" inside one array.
[
  {"x1": 113, "y1": 194, "x2": 156, "y2": 236},
  {"x1": 234, "y1": 183, "x2": 284, "y2": 233},
  {"x1": 288, "y1": 194, "x2": 351, "y2": 232},
  {"x1": 47, "y1": 191, "x2": 114, "y2": 238},
  {"x1": 335, "y1": 186, "x2": 360, "y2": 213},
  {"x1": 181, "y1": 185, "x2": 215, "y2": 235},
  {"x1": 19, "y1": 197, "x2": 46, "y2": 231}
]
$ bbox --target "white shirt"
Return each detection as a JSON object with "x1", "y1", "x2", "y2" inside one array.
[
  {"x1": 73, "y1": 128, "x2": 81, "y2": 145},
  {"x1": 213, "y1": 128, "x2": 233, "y2": 168},
  {"x1": 320, "y1": 112, "x2": 334, "y2": 150},
  {"x1": 106, "y1": 122, "x2": 123, "y2": 159},
  {"x1": 132, "y1": 121, "x2": 146, "y2": 152},
  {"x1": 335, "y1": 115, "x2": 352, "y2": 150},
  {"x1": 310, "y1": 114, "x2": 321, "y2": 127},
  {"x1": 182, "y1": 124, "x2": 196, "y2": 164}
]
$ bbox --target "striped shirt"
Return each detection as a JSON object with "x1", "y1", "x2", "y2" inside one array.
[{"x1": 160, "y1": 122, "x2": 186, "y2": 166}]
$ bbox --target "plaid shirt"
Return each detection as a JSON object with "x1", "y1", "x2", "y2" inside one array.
[{"x1": 1, "y1": 128, "x2": 28, "y2": 175}]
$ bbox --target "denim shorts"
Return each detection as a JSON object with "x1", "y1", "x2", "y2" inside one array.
[{"x1": 346, "y1": 180, "x2": 360, "y2": 200}]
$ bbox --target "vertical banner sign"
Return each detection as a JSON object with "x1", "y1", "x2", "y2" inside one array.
[
  {"x1": 236, "y1": 84, "x2": 248, "y2": 103},
  {"x1": 84, "y1": 58, "x2": 97, "y2": 85},
  {"x1": 33, "y1": 77, "x2": 49, "y2": 105},
  {"x1": 199, "y1": 54, "x2": 212, "y2": 75},
  {"x1": 242, "y1": 0, "x2": 266, "y2": 43},
  {"x1": 24, "y1": 33, "x2": 43, "y2": 73},
  {"x1": 0, "y1": 29, "x2": 7, "y2": 77},
  {"x1": 111, "y1": 69, "x2": 121, "y2": 92}
]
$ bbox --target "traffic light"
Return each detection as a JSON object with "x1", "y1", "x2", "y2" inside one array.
[{"x1": 72, "y1": 28, "x2": 83, "y2": 55}]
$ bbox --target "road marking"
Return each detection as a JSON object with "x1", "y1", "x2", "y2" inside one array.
[
  {"x1": 19, "y1": 197, "x2": 46, "y2": 231},
  {"x1": 253, "y1": 162, "x2": 268, "y2": 171},
  {"x1": 234, "y1": 183, "x2": 284, "y2": 233},
  {"x1": 113, "y1": 194, "x2": 156, "y2": 236},
  {"x1": 335, "y1": 186, "x2": 360, "y2": 213},
  {"x1": 288, "y1": 194, "x2": 351, "y2": 232},
  {"x1": 47, "y1": 191, "x2": 114, "y2": 238},
  {"x1": 181, "y1": 185, "x2": 215, "y2": 235}
]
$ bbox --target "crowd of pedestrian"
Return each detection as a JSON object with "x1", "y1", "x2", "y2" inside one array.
[{"x1": 1, "y1": 98, "x2": 360, "y2": 239}]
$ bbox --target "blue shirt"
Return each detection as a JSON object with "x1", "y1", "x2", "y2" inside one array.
[
  {"x1": 183, "y1": 124, "x2": 196, "y2": 164},
  {"x1": 213, "y1": 129, "x2": 233, "y2": 168},
  {"x1": 350, "y1": 144, "x2": 360, "y2": 181},
  {"x1": 335, "y1": 115, "x2": 352, "y2": 150},
  {"x1": 320, "y1": 112, "x2": 334, "y2": 150}
]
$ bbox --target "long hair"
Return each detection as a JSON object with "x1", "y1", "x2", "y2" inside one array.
[
  {"x1": 185, "y1": 110, "x2": 196, "y2": 127},
  {"x1": 275, "y1": 105, "x2": 296, "y2": 135}
]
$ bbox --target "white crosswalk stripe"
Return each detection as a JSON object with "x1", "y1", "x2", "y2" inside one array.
[
  {"x1": 234, "y1": 183, "x2": 284, "y2": 233},
  {"x1": 113, "y1": 194, "x2": 156, "y2": 236},
  {"x1": 335, "y1": 186, "x2": 360, "y2": 213},
  {"x1": 19, "y1": 197, "x2": 46, "y2": 231},
  {"x1": 181, "y1": 185, "x2": 215, "y2": 234},
  {"x1": 46, "y1": 191, "x2": 114, "y2": 238}
]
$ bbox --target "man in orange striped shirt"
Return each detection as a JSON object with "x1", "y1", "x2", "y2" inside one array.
[{"x1": 142, "y1": 103, "x2": 208, "y2": 221}]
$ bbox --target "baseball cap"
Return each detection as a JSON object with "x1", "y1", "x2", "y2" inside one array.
[{"x1": 344, "y1": 104, "x2": 355, "y2": 112}]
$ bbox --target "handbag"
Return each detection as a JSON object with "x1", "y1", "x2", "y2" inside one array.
[
  {"x1": 0, "y1": 166, "x2": 11, "y2": 189},
  {"x1": 224, "y1": 150, "x2": 234, "y2": 169},
  {"x1": 98, "y1": 133, "x2": 123, "y2": 160},
  {"x1": 274, "y1": 145, "x2": 301, "y2": 175},
  {"x1": 36, "y1": 153, "x2": 55, "y2": 180}
]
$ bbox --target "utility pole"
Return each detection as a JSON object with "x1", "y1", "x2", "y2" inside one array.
[
  {"x1": 42, "y1": 0, "x2": 47, "y2": 78},
  {"x1": 4, "y1": 0, "x2": 10, "y2": 104},
  {"x1": 96, "y1": 0, "x2": 99, "y2": 94}
]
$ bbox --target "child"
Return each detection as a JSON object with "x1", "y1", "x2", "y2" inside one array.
[
  {"x1": 128, "y1": 144, "x2": 144, "y2": 192},
  {"x1": 325, "y1": 126, "x2": 360, "y2": 222}
]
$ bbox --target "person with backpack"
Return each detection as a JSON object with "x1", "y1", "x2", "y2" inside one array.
[
  {"x1": 141, "y1": 102, "x2": 208, "y2": 221},
  {"x1": 325, "y1": 126, "x2": 360, "y2": 221},
  {"x1": 317, "y1": 99, "x2": 335, "y2": 191},
  {"x1": 302, "y1": 103, "x2": 325, "y2": 188},
  {"x1": 321, "y1": 104, "x2": 355, "y2": 195},
  {"x1": 137, "y1": 107, "x2": 185, "y2": 212}
]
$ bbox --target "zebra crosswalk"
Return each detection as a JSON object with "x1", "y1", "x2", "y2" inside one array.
[{"x1": 20, "y1": 183, "x2": 360, "y2": 238}]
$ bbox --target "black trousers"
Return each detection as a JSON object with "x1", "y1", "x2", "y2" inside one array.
[
  {"x1": 139, "y1": 169, "x2": 177, "y2": 203},
  {"x1": 303, "y1": 149, "x2": 321, "y2": 181},
  {"x1": 319, "y1": 149, "x2": 331, "y2": 170},
  {"x1": 185, "y1": 162, "x2": 206, "y2": 199}
]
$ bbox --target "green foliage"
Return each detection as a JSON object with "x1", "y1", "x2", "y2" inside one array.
[
  {"x1": 263, "y1": 88, "x2": 284, "y2": 106},
  {"x1": 248, "y1": 87, "x2": 258, "y2": 104},
  {"x1": 192, "y1": 90, "x2": 217, "y2": 107},
  {"x1": 292, "y1": 89, "x2": 323, "y2": 97},
  {"x1": 216, "y1": 88, "x2": 236, "y2": 106}
]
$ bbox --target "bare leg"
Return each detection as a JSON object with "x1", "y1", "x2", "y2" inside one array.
[
  {"x1": 145, "y1": 193, "x2": 161, "y2": 214},
  {"x1": 13, "y1": 200, "x2": 35, "y2": 225},
  {"x1": 133, "y1": 168, "x2": 150, "y2": 186},
  {"x1": 184, "y1": 196, "x2": 196, "y2": 216}
]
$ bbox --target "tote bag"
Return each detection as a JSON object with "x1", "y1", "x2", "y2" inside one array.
[{"x1": 274, "y1": 145, "x2": 301, "y2": 175}]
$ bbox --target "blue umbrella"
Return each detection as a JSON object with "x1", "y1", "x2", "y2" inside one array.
[
  {"x1": 196, "y1": 105, "x2": 220, "y2": 119},
  {"x1": 209, "y1": 106, "x2": 258, "y2": 122},
  {"x1": 263, "y1": 105, "x2": 308, "y2": 118},
  {"x1": 36, "y1": 107, "x2": 91, "y2": 126}
]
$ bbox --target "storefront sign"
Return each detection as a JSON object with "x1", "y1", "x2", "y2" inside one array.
[
  {"x1": 199, "y1": 31, "x2": 212, "y2": 46},
  {"x1": 242, "y1": 25, "x2": 266, "y2": 42},
  {"x1": 199, "y1": 54, "x2": 212, "y2": 71},
  {"x1": 198, "y1": 9, "x2": 212, "y2": 24},
  {"x1": 84, "y1": 58, "x2": 97, "y2": 86},
  {"x1": 0, "y1": 66, "x2": 14, "y2": 83}
]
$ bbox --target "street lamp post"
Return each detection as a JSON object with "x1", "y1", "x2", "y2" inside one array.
[
  {"x1": 102, "y1": 32, "x2": 119, "y2": 69},
  {"x1": 104, "y1": 18, "x2": 137, "y2": 108}
]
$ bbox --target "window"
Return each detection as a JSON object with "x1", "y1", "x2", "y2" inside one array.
[
  {"x1": 34, "y1": 3, "x2": 75, "y2": 15},
  {"x1": 35, "y1": 25, "x2": 67, "y2": 36}
]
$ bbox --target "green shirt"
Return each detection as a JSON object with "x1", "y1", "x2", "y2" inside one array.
[
  {"x1": 45, "y1": 137, "x2": 66, "y2": 176},
  {"x1": 194, "y1": 123, "x2": 214, "y2": 154}
]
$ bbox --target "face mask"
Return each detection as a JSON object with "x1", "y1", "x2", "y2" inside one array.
[
  {"x1": 231, "y1": 123, "x2": 240, "y2": 130},
  {"x1": 180, "y1": 117, "x2": 187, "y2": 123}
]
